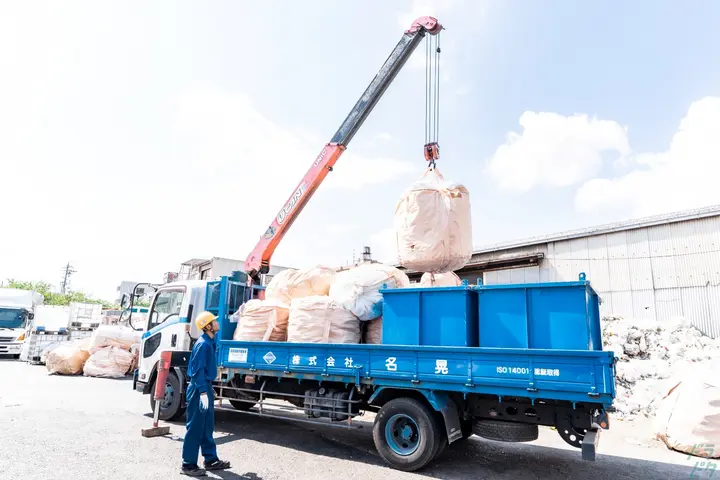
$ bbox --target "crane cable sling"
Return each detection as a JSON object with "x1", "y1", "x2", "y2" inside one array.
[{"x1": 425, "y1": 32, "x2": 441, "y2": 169}]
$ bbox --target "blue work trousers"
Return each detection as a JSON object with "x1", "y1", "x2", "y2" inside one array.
[{"x1": 182, "y1": 383, "x2": 219, "y2": 467}]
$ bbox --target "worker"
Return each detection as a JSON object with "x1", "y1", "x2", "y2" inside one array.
[{"x1": 181, "y1": 311, "x2": 232, "y2": 477}]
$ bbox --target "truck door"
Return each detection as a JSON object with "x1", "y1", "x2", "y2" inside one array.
[{"x1": 138, "y1": 287, "x2": 187, "y2": 383}]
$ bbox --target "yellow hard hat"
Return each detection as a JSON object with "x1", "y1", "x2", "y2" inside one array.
[{"x1": 195, "y1": 311, "x2": 217, "y2": 331}]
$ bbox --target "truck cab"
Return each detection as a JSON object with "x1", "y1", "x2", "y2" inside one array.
[
  {"x1": 0, "y1": 289, "x2": 43, "y2": 358},
  {"x1": 130, "y1": 275, "x2": 263, "y2": 419}
]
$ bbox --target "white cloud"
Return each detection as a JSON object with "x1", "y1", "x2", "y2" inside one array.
[
  {"x1": 485, "y1": 111, "x2": 630, "y2": 193},
  {"x1": 576, "y1": 96, "x2": 720, "y2": 217}
]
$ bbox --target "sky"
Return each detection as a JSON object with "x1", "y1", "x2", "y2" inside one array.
[{"x1": 2, "y1": 0, "x2": 720, "y2": 301}]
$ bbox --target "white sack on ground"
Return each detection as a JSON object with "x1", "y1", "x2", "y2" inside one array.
[
  {"x1": 287, "y1": 296, "x2": 360, "y2": 344},
  {"x1": 420, "y1": 272, "x2": 462, "y2": 287},
  {"x1": 602, "y1": 315, "x2": 720, "y2": 420},
  {"x1": 653, "y1": 362, "x2": 720, "y2": 458},
  {"x1": 394, "y1": 168, "x2": 472, "y2": 273},
  {"x1": 89, "y1": 325, "x2": 136, "y2": 354},
  {"x1": 329, "y1": 264, "x2": 409, "y2": 321},
  {"x1": 83, "y1": 347, "x2": 136, "y2": 378},
  {"x1": 264, "y1": 266, "x2": 336, "y2": 305},
  {"x1": 45, "y1": 340, "x2": 91, "y2": 375},
  {"x1": 363, "y1": 317, "x2": 383, "y2": 345},
  {"x1": 232, "y1": 299, "x2": 289, "y2": 342}
]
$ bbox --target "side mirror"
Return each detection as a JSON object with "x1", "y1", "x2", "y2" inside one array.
[{"x1": 120, "y1": 293, "x2": 130, "y2": 309}]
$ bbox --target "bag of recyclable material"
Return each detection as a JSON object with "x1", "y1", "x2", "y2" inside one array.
[
  {"x1": 420, "y1": 271, "x2": 462, "y2": 287},
  {"x1": 45, "y1": 340, "x2": 91, "y2": 375},
  {"x1": 287, "y1": 296, "x2": 360, "y2": 344},
  {"x1": 363, "y1": 316, "x2": 383, "y2": 344},
  {"x1": 83, "y1": 346, "x2": 136, "y2": 378},
  {"x1": 264, "y1": 266, "x2": 336, "y2": 305},
  {"x1": 394, "y1": 168, "x2": 472, "y2": 273},
  {"x1": 329, "y1": 263, "x2": 409, "y2": 321},
  {"x1": 88, "y1": 325, "x2": 136, "y2": 354},
  {"x1": 232, "y1": 299, "x2": 289, "y2": 342},
  {"x1": 654, "y1": 362, "x2": 720, "y2": 458}
]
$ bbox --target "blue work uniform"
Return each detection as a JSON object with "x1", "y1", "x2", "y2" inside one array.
[{"x1": 182, "y1": 333, "x2": 220, "y2": 468}]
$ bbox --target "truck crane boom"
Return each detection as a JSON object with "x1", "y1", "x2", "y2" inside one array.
[{"x1": 244, "y1": 16, "x2": 443, "y2": 281}]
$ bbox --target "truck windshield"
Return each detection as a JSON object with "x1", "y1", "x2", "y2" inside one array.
[{"x1": 0, "y1": 308, "x2": 26, "y2": 329}]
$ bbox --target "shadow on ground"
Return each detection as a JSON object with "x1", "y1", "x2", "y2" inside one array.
[{"x1": 149, "y1": 407, "x2": 697, "y2": 479}]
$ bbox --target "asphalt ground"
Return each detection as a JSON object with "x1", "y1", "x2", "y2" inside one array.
[{"x1": 0, "y1": 358, "x2": 704, "y2": 480}]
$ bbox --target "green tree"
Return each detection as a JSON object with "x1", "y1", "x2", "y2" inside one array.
[{"x1": 3, "y1": 279, "x2": 117, "y2": 309}]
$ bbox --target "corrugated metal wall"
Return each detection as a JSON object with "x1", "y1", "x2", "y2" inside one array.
[{"x1": 483, "y1": 216, "x2": 720, "y2": 338}]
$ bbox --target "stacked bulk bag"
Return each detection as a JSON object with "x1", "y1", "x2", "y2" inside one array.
[
  {"x1": 329, "y1": 263, "x2": 410, "y2": 321},
  {"x1": 420, "y1": 271, "x2": 462, "y2": 287},
  {"x1": 394, "y1": 168, "x2": 472, "y2": 273},
  {"x1": 88, "y1": 325, "x2": 136, "y2": 354},
  {"x1": 264, "y1": 266, "x2": 335, "y2": 305},
  {"x1": 287, "y1": 296, "x2": 360, "y2": 344},
  {"x1": 232, "y1": 299, "x2": 289, "y2": 342},
  {"x1": 363, "y1": 317, "x2": 383, "y2": 345},
  {"x1": 83, "y1": 347, "x2": 135, "y2": 378}
]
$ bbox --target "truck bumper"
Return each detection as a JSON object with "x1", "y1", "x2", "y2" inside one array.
[{"x1": 0, "y1": 342, "x2": 22, "y2": 356}]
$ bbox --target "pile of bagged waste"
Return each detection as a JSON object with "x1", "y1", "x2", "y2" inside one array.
[
  {"x1": 44, "y1": 325, "x2": 141, "y2": 377},
  {"x1": 602, "y1": 315, "x2": 720, "y2": 420},
  {"x1": 231, "y1": 263, "x2": 410, "y2": 345}
]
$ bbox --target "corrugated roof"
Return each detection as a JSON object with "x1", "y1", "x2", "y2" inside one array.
[{"x1": 473, "y1": 204, "x2": 720, "y2": 254}]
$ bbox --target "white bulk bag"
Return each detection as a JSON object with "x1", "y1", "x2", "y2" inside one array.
[
  {"x1": 394, "y1": 168, "x2": 472, "y2": 273},
  {"x1": 654, "y1": 363, "x2": 720, "y2": 458},
  {"x1": 83, "y1": 347, "x2": 135, "y2": 378},
  {"x1": 287, "y1": 296, "x2": 360, "y2": 344},
  {"x1": 264, "y1": 266, "x2": 336, "y2": 305},
  {"x1": 329, "y1": 263, "x2": 410, "y2": 321},
  {"x1": 45, "y1": 339, "x2": 91, "y2": 375},
  {"x1": 232, "y1": 299, "x2": 289, "y2": 342},
  {"x1": 88, "y1": 325, "x2": 136, "y2": 354},
  {"x1": 420, "y1": 271, "x2": 462, "y2": 287}
]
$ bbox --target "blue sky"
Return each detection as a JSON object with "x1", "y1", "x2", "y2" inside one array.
[{"x1": 2, "y1": 1, "x2": 720, "y2": 300}]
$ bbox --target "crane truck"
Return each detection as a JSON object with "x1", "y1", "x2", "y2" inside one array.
[{"x1": 128, "y1": 16, "x2": 616, "y2": 472}]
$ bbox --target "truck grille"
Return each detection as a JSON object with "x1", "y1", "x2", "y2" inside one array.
[{"x1": 0, "y1": 337, "x2": 14, "y2": 343}]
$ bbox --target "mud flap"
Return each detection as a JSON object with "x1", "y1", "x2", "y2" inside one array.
[{"x1": 581, "y1": 428, "x2": 600, "y2": 461}]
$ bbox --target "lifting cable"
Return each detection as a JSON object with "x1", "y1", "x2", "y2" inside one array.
[{"x1": 424, "y1": 31, "x2": 441, "y2": 169}]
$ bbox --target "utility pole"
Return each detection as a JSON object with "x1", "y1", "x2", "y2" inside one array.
[{"x1": 61, "y1": 262, "x2": 76, "y2": 294}]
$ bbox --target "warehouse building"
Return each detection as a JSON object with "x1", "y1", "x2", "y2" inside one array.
[{"x1": 401, "y1": 204, "x2": 720, "y2": 338}]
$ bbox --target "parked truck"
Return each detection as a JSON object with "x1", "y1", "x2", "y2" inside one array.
[
  {"x1": 128, "y1": 16, "x2": 617, "y2": 472},
  {"x1": 0, "y1": 288, "x2": 43, "y2": 358}
]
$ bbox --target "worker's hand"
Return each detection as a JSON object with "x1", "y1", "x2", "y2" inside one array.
[{"x1": 199, "y1": 392, "x2": 209, "y2": 412}]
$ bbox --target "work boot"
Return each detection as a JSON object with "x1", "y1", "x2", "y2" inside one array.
[
  {"x1": 180, "y1": 464, "x2": 207, "y2": 477},
  {"x1": 204, "y1": 459, "x2": 231, "y2": 470}
]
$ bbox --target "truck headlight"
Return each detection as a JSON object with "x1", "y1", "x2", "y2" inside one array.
[{"x1": 16, "y1": 333, "x2": 25, "y2": 342}]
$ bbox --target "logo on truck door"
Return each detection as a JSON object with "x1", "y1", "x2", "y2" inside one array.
[{"x1": 276, "y1": 182, "x2": 307, "y2": 225}]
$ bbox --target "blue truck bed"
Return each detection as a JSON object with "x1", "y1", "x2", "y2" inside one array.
[{"x1": 217, "y1": 340, "x2": 616, "y2": 406}]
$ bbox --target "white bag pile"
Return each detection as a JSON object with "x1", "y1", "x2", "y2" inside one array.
[
  {"x1": 83, "y1": 325, "x2": 140, "y2": 378},
  {"x1": 394, "y1": 168, "x2": 472, "y2": 274},
  {"x1": 602, "y1": 315, "x2": 720, "y2": 420},
  {"x1": 329, "y1": 263, "x2": 409, "y2": 321},
  {"x1": 287, "y1": 296, "x2": 361, "y2": 344},
  {"x1": 233, "y1": 299, "x2": 289, "y2": 342},
  {"x1": 653, "y1": 360, "x2": 720, "y2": 458},
  {"x1": 264, "y1": 266, "x2": 335, "y2": 305}
]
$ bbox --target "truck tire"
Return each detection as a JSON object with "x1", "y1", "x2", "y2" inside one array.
[
  {"x1": 473, "y1": 419, "x2": 538, "y2": 443},
  {"x1": 149, "y1": 371, "x2": 185, "y2": 421},
  {"x1": 229, "y1": 399, "x2": 256, "y2": 411},
  {"x1": 373, "y1": 397, "x2": 444, "y2": 472}
]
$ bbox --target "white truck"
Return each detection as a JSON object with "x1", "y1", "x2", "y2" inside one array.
[{"x1": 0, "y1": 288, "x2": 44, "y2": 358}]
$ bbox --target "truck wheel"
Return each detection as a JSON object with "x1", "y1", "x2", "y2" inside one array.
[
  {"x1": 149, "y1": 371, "x2": 185, "y2": 421},
  {"x1": 473, "y1": 419, "x2": 538, "y2": 443},
  {"x1": 373, "y1": 398, "x2": 443, "y2": 472}
]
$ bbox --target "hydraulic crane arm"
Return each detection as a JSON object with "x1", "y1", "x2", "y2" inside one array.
[{"x1": 244, "y1": 16, "x2": 443, "y2": 281}]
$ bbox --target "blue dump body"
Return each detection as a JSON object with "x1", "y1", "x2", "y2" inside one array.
[{"x1": 206, "y1": 273, "x2": 616, "y2": 408}]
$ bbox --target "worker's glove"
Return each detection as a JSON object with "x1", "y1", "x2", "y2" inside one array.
[{"x1": 199, "y1": 392, "x2": 209, "y2": 412}]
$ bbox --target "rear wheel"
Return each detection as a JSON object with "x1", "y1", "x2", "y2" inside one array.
[
  {"x1": 149, "y1": 371, "x2": 185, "y2": 421},
  {"x1": 373, "y1": 398, "x2": 444, "y2": 472}
]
